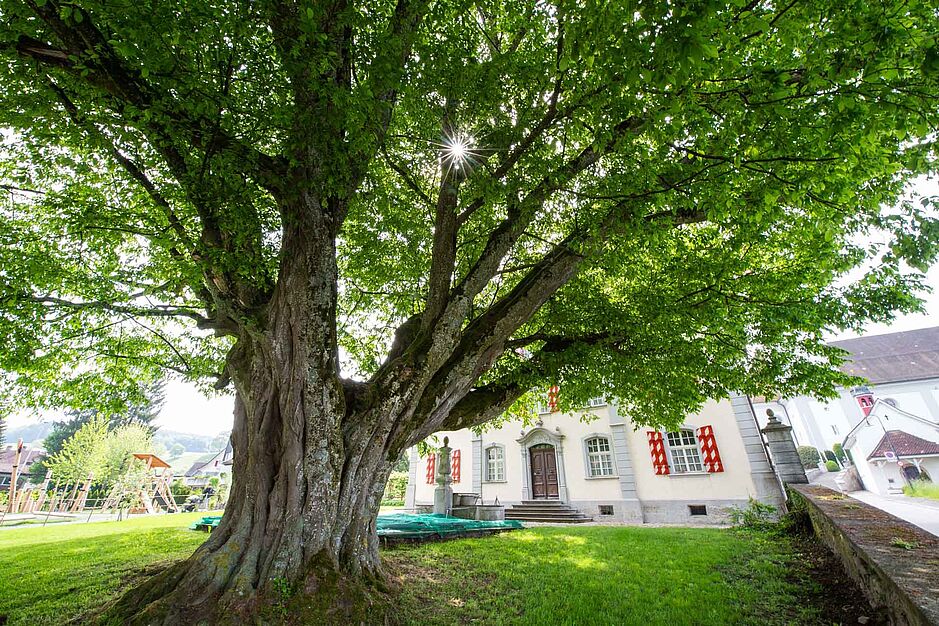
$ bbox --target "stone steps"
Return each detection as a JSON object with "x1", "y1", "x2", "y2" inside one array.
[{"x1": 505, "y1": 500, "x2": 592, "y2": 523}]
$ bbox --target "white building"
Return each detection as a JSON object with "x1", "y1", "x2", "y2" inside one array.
[
  {"x1": 842, "y1": 399, "x2": 939, "y2": 495},
  {"x1": 752, "y1": 327, "x2": 939, "y2": 459},
  {"x1": 405, "y1": 394, "x2": 787, "y2": 525}
]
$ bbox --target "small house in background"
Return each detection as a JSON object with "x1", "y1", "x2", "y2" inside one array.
[
  {"x1": 752, "y1": 327, "x2": 939, "y2": 460},
  {"x1": 183, "y1": 440, "x2": 233, "y2": 489},
  {"x1": 406, "y1": 394, "x2": 788, "y2": 525},
  {"x1": 0, "y1": 443, "x2": 46, "y2": 492},
  {"x1": 843, "y1": 400, "x2": 939, "y2": 495}
]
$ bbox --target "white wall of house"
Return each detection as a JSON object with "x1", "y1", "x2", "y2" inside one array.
[
  {"x1": 843, "y1": 401, "x2": 939, "y2": 495},
  {"x1": 753, "y1": 377, "x2": 939, "y2": 461},
  {"x1": 408, "y1": 396, "x2": 786, "y2": 525}
]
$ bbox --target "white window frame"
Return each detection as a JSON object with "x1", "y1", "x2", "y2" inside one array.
[
  {"x1": 664, "y1": 428, "x2": 705, "y2": 474},
  {"x1": 587, "y1": 397, "x2": 606, "y2": 407},
  {"x1": 484, "y1": 444, "x2": 506, "y2": 482},
  {"x1": 583, "y1": 435, "x2": 616, "y2": 478}
]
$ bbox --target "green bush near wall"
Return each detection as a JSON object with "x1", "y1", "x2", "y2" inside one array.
[
  {"x1": 384, "y1": 471, "x2": 408, "y2": 501},
  {"x1": 798, "y1": 446, "x2": 821, "y2": 469}
]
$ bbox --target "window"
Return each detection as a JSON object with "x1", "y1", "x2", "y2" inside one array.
[
  {"x1": 666, "y1": 429, "x2": 704, "y2": 473},
  {"x1": 688, "y1": 505, "x2": 708, "y2": 516},
  {"x1": 598, "y1": 505, "x2": 614, "y2": 516},
  {"x1": 485, "y1": 446, "x2": 505, "y2": 482},
  {"x1": 587, "y1": 397, "x2": 605, "y2": 407},
  {"x1": 585, "y1": 436, "x2": 615, "y2": 477}
]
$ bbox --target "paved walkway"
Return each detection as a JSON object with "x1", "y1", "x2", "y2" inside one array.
[{"x1": 848, "y1": 490, "x2": 939, "y2": 537}]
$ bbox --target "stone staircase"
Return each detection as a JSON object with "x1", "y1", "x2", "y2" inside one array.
[{"x1": 504, "y1": 500, "x2": 592, "y2": 523}]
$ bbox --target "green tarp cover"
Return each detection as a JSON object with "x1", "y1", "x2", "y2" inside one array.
[
  {"x1": 190, "y1": 513, "x2": 522, "y2": 538},
  {"x1": 189, "y1": 516, "x2": 222, "y2": 531},
  {"x1": 375, "y1": 513, "x2": 522, "y2": 539}
]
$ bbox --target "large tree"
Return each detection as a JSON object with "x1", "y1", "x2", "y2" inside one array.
[{"x1": 1, "y1": 0, "x2": 937, "y2": 622}]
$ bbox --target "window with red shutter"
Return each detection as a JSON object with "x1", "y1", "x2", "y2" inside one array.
[
  {"x1": 425, "y1": 453, "x2": 436, "y2": 484},
  {"x1": 646, "y1": 431, "x2": 670, "y2": 475},
  {"x1": 695, "y1": 425, "x2": 724, "y2": 473},
  {"x1": 452, "y1": 449, "x2": 461, "y2": 483}
]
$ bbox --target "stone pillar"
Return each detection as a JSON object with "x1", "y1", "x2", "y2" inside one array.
[
  {"x1": 761, "y1": 409, "x2": 808, "y2": 484},
  {"x1": 433, "y1": 437, "x2": 454, "y2": 515},
  {"x1": 404, "y1": 447, "x2": 419, "y2": 510}
]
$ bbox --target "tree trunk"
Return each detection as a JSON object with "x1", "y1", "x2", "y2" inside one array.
[{"x1": 108, "y1": 221, "x2": 403, "y2": 624}]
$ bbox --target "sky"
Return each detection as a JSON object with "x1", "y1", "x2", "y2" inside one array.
[{"x1": 6, "y1": 178, "x2": 939, "y2": 438}]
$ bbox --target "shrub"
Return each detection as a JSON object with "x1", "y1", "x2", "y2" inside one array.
[
  {"x1": 797, "y1": 446, "x2": 821, "y2": 469},
  {"x1": 824, "y1": 450, "x2": 838, "y2": 464},
  {"x1": 832, "y1": 443, "x2": 848, "y2": 465},
  {"x1": 902, "y1": 479, "x2": 939, "y2": 501},
  {"x1": 825, "y1": 460, "x2": 839, "y2": 472},
  {"x1": 171, "y1": 479, "x2": 192, "y2": 497},
  {"x1": 728, "y1": 497, "x2": 777, "y2": 529},
  {"x1": 384, "y1": 471, "x2": 408, "y2": 501}
]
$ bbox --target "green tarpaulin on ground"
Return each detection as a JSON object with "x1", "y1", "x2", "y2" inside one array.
[
  {"x1": 375, "y1": 513, "x2": 522, "y2": 539},
  {"x1": 190, "y1": 513, "x2": 522, "y2": 539}
]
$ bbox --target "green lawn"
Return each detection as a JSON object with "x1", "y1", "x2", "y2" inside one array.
[
  {"x1": 0, "y1": 515, "x2": 830, "y2": 625},
  {"x1": 902, "y1": 479, "x2": 939, "y2": 501}
]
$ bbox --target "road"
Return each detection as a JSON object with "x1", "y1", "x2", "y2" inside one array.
[{"x1": 848, "y1": 490, "x2": 939, "y2": 537}]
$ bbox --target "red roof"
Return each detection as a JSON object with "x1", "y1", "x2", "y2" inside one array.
[
  {"x1": 868, "y1": 430, "x2": 939, "y2": 460},
  {"x1": 0, "y1": 445, "x2": 46, "y2": 474},
  {"x1": 132, "y1": 453, "x2": 171, "y2": 469}
]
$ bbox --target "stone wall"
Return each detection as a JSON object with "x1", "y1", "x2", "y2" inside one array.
[{"x1": 789, "y1": 485, "x2": 939, "y2": 626}]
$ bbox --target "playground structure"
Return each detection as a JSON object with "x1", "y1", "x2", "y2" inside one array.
[
  {"x1": 101, "y1": 453, "x2": 179, "y2": 514},
  {"x1": 1, "y1": 448, "x2": 180, "y2": 525}
]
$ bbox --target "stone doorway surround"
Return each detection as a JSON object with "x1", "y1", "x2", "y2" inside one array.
[{"x1": 517, "y1": 422, "x2": 569, "y2": 502}]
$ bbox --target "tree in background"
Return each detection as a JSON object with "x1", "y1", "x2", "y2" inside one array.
[
  {"x1": 208, "y1": 431, "x2": 231, "y2": 453},
  {"x1": 168, "y1": 443, "x2": 186, "y2": 459},
  {"x1": 1, "y1": 1, "x2": 938, "y2": 621},
  {"x1": 45, "y1": 415, "x2": 110, "y2": 486},
  {"x1": 46, "y1": 414, "x2": 159, "y2": 487},
  {"x1": 30, "y1": 380, "x2": 167, "y2": 482}
]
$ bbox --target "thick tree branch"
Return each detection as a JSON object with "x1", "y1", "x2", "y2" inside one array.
[{"x1": 423, "y1": 104, "x2": 464, "y2": 327}]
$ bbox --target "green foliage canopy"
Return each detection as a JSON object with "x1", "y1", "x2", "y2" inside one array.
[{"x1": 0, "y1": 0, "x2": 937, "y2": 429}]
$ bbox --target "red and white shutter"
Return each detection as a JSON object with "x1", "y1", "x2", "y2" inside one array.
[
  {"x1": 647, "y1": 431, "x2": 670, "y2": 475},
  {"x1": 452, "y1": 450, "x2": 461, "y2": 483},
  {"x1": 548, "y1": 385, "x2": 560, "y2": 412},
  {"x1": 425, "y1": 453, "x2": 436, "y2": 484},
  {"x1": 696, "y1": 425, "x2": 724, "y2": 473}
]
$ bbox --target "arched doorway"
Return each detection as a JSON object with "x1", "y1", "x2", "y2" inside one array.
[
  {"x1": 901, "y1": 463, "x2": 921, "y2": 482},
  {"x1": 529, "y1": 444, "x2": 559, "y2": 499}
]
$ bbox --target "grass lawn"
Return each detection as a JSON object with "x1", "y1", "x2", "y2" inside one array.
[
  {"x1": 902, "y1": 479, "x2": 939, "y2": 501},
  {"x1": 0, "y1": 515, "x2": 840, "y2": 625}
]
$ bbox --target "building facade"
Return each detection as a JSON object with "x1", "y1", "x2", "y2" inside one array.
[
  {"x1": 752, "y1": 327, "x2": 939, "y2": 459},
  {"x1": 842, "y1": 399, "x2": 939, "y2": 495},
  {"x1": 405, "y1": 394, "x2": 787, "y2": 525}
]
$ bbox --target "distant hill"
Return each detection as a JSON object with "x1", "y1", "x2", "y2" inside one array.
[
  {"x1": 167, "y1": 451, "x2": 214, "y2": 476},
  {"x1": 153, "y1": 430, "x2": 219, "y2": 453},
  {"x1": 4, "y1": 423, "x2": 218, "y2": 454},
  {"x1": 4, "y1": 423, "x2": 54, "y2": 446}
]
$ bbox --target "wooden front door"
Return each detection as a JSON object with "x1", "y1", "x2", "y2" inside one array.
[{"x1": 529, "y1": 444, "x2": 559, "y2": 499}]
